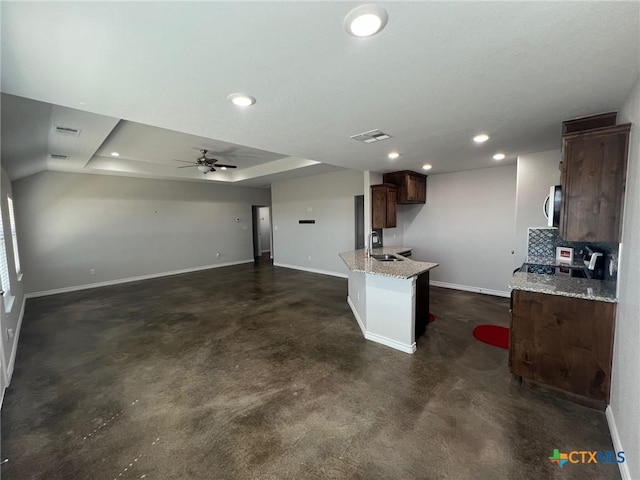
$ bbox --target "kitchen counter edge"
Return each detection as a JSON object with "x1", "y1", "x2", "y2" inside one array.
[
  {"x1": 339, "y1": 247, "x2": 438, "y2": 280},
  {"x1": 509, "y1": 271, "x2": 617, "y2": 303}
]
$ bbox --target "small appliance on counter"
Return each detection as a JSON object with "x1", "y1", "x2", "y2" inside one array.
[{"x1": 584, "y1": 246, "x2": 606, "y2": 280}]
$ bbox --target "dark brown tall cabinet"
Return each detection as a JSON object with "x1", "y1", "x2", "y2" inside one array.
[
  {"x1": 371, "y1": 184, "x2": 397, "y2": 229},
  {"x1": 560, "y1": 121, "x2": 631, "y2": 242}
]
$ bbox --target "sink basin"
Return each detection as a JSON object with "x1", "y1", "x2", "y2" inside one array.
[{"x1": 371, "y1": 254, "x2": 404, "y2": 262}]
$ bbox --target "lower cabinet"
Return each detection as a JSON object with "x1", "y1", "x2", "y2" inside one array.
[
  {"x1": 415, "y1": 271, "x2": 430, "y2": 340},
  {"x1": 509, "y1": 290, "x2": 615, "y2": 407}
]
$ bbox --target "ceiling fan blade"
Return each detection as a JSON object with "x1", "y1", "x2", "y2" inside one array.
[
  {"x1": 177, "y1": 165, "x2": 198, "y2": 168},
  {"x1": 173, "y1": 159, "x2": 197, "y2": 164},
  {"x1": 215, "y1": 164, "x2": 237, "y2": 169}
]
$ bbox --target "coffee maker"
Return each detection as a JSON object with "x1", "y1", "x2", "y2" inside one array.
[{"x1": 584, "y1": 246, "x2": 606, "y2": 280}]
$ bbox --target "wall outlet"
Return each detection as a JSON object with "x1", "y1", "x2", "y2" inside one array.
[
  {"x1": 6, "y1": 328, "x2": 14, "y2": 341},
  {"x1": 308, "y1": 255, "x2": 312, "y2": 261},
  {"x1": 216, "y1": 252, "x2": 221, "y2": 258},
  {"x1": 90, "y1": 268, "x2": 96, "y2": 275},
  {"x1": 242, "y1": 225, "x2": 248, "y2": 230},
  {"x1": 307, "y1": 207, "x2": 313, "y2": 212}
]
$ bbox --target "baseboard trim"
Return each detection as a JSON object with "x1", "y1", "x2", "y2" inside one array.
[
  {"x1": 346, "y1": 296, "x2": 366, "y2": 336},
  {"x1": 606, "y1": 405, "x2": 632, "y2": 480},
  {"x1": 430, "y1": 281, "x2": 510, "y2": 298},
  {"x1": 346, "y1": 296, "x2": 415, "y2": 354},
  {"x1": 7, "y1": 295, "x2": 27, "y2": 383},
  {"x1": 364, "y1": 331, "x2": 416, "y2": 354},
  {"x1": 25, "y1": 260, "x2": 255, "y2": 299},
  {"x1": 273, "y1": 263, "x2": 348, "y2": 279}
]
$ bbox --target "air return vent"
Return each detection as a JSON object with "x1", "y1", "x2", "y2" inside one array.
[
  {"x1": 53, "y1": 125, "x2": 81, "y2": 137},
  {"x1": 50, "y1": 154, "x2": 68, "y2": 160},
  {"x1": 350, "y1": 129, "x2": 392, "y2": 144}
]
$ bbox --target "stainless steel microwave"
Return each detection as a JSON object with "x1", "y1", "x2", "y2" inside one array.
[{"x1": 544, "y1": 185, "x2": 562, "y2": 227}]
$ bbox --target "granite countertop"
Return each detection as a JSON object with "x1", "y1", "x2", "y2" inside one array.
[
  {"x1": 509, "y1": 271, "x2": 617, "y2": 303},
  {"x1": 339, "y1": 247, "x2": 439, "y2": 280}
]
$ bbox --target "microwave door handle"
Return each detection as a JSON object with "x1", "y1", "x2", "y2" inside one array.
[{"x1": 543, "y1": 195, "x2": 550, "y2": 219}]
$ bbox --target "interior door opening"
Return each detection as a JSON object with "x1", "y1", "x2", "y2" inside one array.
[
  {"x1": 355, "y1": 195, "x2": 364, "y2": 250},
  {"x1": 252, "y1": 205, "x2": 272, "y2": 262}
]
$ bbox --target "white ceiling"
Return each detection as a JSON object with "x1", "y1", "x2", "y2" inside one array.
[{"x1": 1, "y1": 2, "x2": 639, "y2": 185}]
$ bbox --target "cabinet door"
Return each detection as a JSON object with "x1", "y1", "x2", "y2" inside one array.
[
  {"x1": 386, "y1": 186, "x2": 397, "y2": 227},
  {"x1": 510, "y1": 290, "x2": 615, "y2": 402},
  {"x1": 560, "y1": 125, "x2": 630, "y2": 242},
  {"x1": 371, "y1": 186, "x2": 387, "y2": 229},
  {"x1": 406, "y1": 174, "x2": 426, "y2": 203},
  {"x1": 371, "y1": 185, "x2": 397, "y2": 229}
]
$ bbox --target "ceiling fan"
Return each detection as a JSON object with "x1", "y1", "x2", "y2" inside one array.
[{"x1": 173, "y1": 149, "x2": 238, "y2": 174}]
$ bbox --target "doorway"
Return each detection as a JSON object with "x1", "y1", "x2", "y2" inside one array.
[
  {"x1": 251, "y1": 205, "x2": 272, "y2": 261},
  {"x1": 355, "y1": 195, "x2": 365, "y2": 249}
]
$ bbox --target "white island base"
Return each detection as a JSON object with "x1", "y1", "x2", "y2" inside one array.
[{"x1": 347, "y1": 271, "x2": 419, "y2": 354}]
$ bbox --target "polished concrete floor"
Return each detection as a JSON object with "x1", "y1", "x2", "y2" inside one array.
[{"x1": 2, "y1": 260, "x2": 619, "y2": 479}]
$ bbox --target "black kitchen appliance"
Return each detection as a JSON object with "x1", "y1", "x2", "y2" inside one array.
[{"x1": 584, "y1": 246, "x2": 606, "y2": 280}]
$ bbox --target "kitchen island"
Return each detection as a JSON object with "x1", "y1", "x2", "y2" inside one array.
[{"x1": 339, "y1": 247, "x2": 438, "y2": 354}]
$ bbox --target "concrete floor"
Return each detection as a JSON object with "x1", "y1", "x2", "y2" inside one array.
[{"x1": 1, "y1": 260, "x2": 619, "y2": 479}]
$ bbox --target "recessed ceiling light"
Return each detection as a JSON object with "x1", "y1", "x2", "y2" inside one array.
[
  {"x1": 473, "y1": 134, "x2": 490, "y2": 144},
  {"x1": 422, "y1": 164, "x2": 432, "y2": 171},
  {"x1": 110, "y1": 152, "x2": 120, "y2": 157},
  {"x1": 344, "y1": 4, "x2": 388, "y2": 37},
  {"x1": 493, "y1": 153, "x2": 506, "y2": 161},
  {"x1": 388, "y1": 152, "x2": 400, "y2": 160},
  {"x1": 228, "y1": 93, "x2": 256, "y2": 107}
]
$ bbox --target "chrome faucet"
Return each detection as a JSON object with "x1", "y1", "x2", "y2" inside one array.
[{"x1": 366, "y1": 231, "x2": 379, "y2": 257}]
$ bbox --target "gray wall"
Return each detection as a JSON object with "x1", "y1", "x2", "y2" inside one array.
[
  {"x1": 610, "y1": 75, "x2": 640, "y2": 479},
  {"x1": 13, "y1": 171, "x2": 270, "y2": 294},
  {"x1": 0, "y1": 167, "x2": 26, "y2": 381},
  {"x1": 513, "y1": 150, "x2": 561, "y2": 268},
  {"x1": 271, "y1": 169, "x2": 364, "y2": 276},
  {"x1": 402, "y1": 165, "x2": 517, "y2": 295}
]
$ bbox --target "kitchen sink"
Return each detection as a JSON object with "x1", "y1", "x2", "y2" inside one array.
[{"x1": 371, "y1": 254, "x2": 404, "y2": 262}]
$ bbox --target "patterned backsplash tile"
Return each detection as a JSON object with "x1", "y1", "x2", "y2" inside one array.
[{"x1": 527, "y1": 227, "x2": 619, "y2": 281}]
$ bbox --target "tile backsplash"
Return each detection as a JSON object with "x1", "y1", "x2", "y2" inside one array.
[{"x1": 526, "y1": 227, "x2": 619, "y2": 281}]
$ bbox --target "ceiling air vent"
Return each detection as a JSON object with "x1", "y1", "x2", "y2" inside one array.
[
  {"x1": 50, "y1": 154, "x2": 68, "y2": 160},
  {"x1": 53, "y1": 125, "x2": 81, "y2": 137},
  {"x1": 350, "y1": 129, "x2": 392, "y2": 144}
]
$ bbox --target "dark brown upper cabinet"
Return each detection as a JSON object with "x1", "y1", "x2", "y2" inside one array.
[
  {"x1": 371, "y1": 184, "x2": 397, "y2": 229},
  {"x1": 559, "y1": 122, "x2": 631, "y2": 242},
  {"x1": 382, "y1": 170, "x2": 427, "y2": 204}
]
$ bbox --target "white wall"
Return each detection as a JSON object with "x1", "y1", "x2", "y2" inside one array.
[
  {"x1": 514, "y1": 150, "x2": 561, "y2": 268},
  {"x1": 0, "y1": 167, "x2": 26, "y2": 384},
  {"x1": 402, "y1": 165, "x2": 517, "y2": 296},
  {"x1": 272, "y1": 169, "x2": 364, "y2": 277},
  {"x1": 13, "y1": 171, "x2": 270, "y2": 294},
  {"x1": 609, "y1": 75, "x2": 640, "y2": 480}
]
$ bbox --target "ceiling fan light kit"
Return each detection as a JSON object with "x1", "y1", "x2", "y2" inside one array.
[{"x1": 173, "y1": 149, "x2": 238, "y2": 175}]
